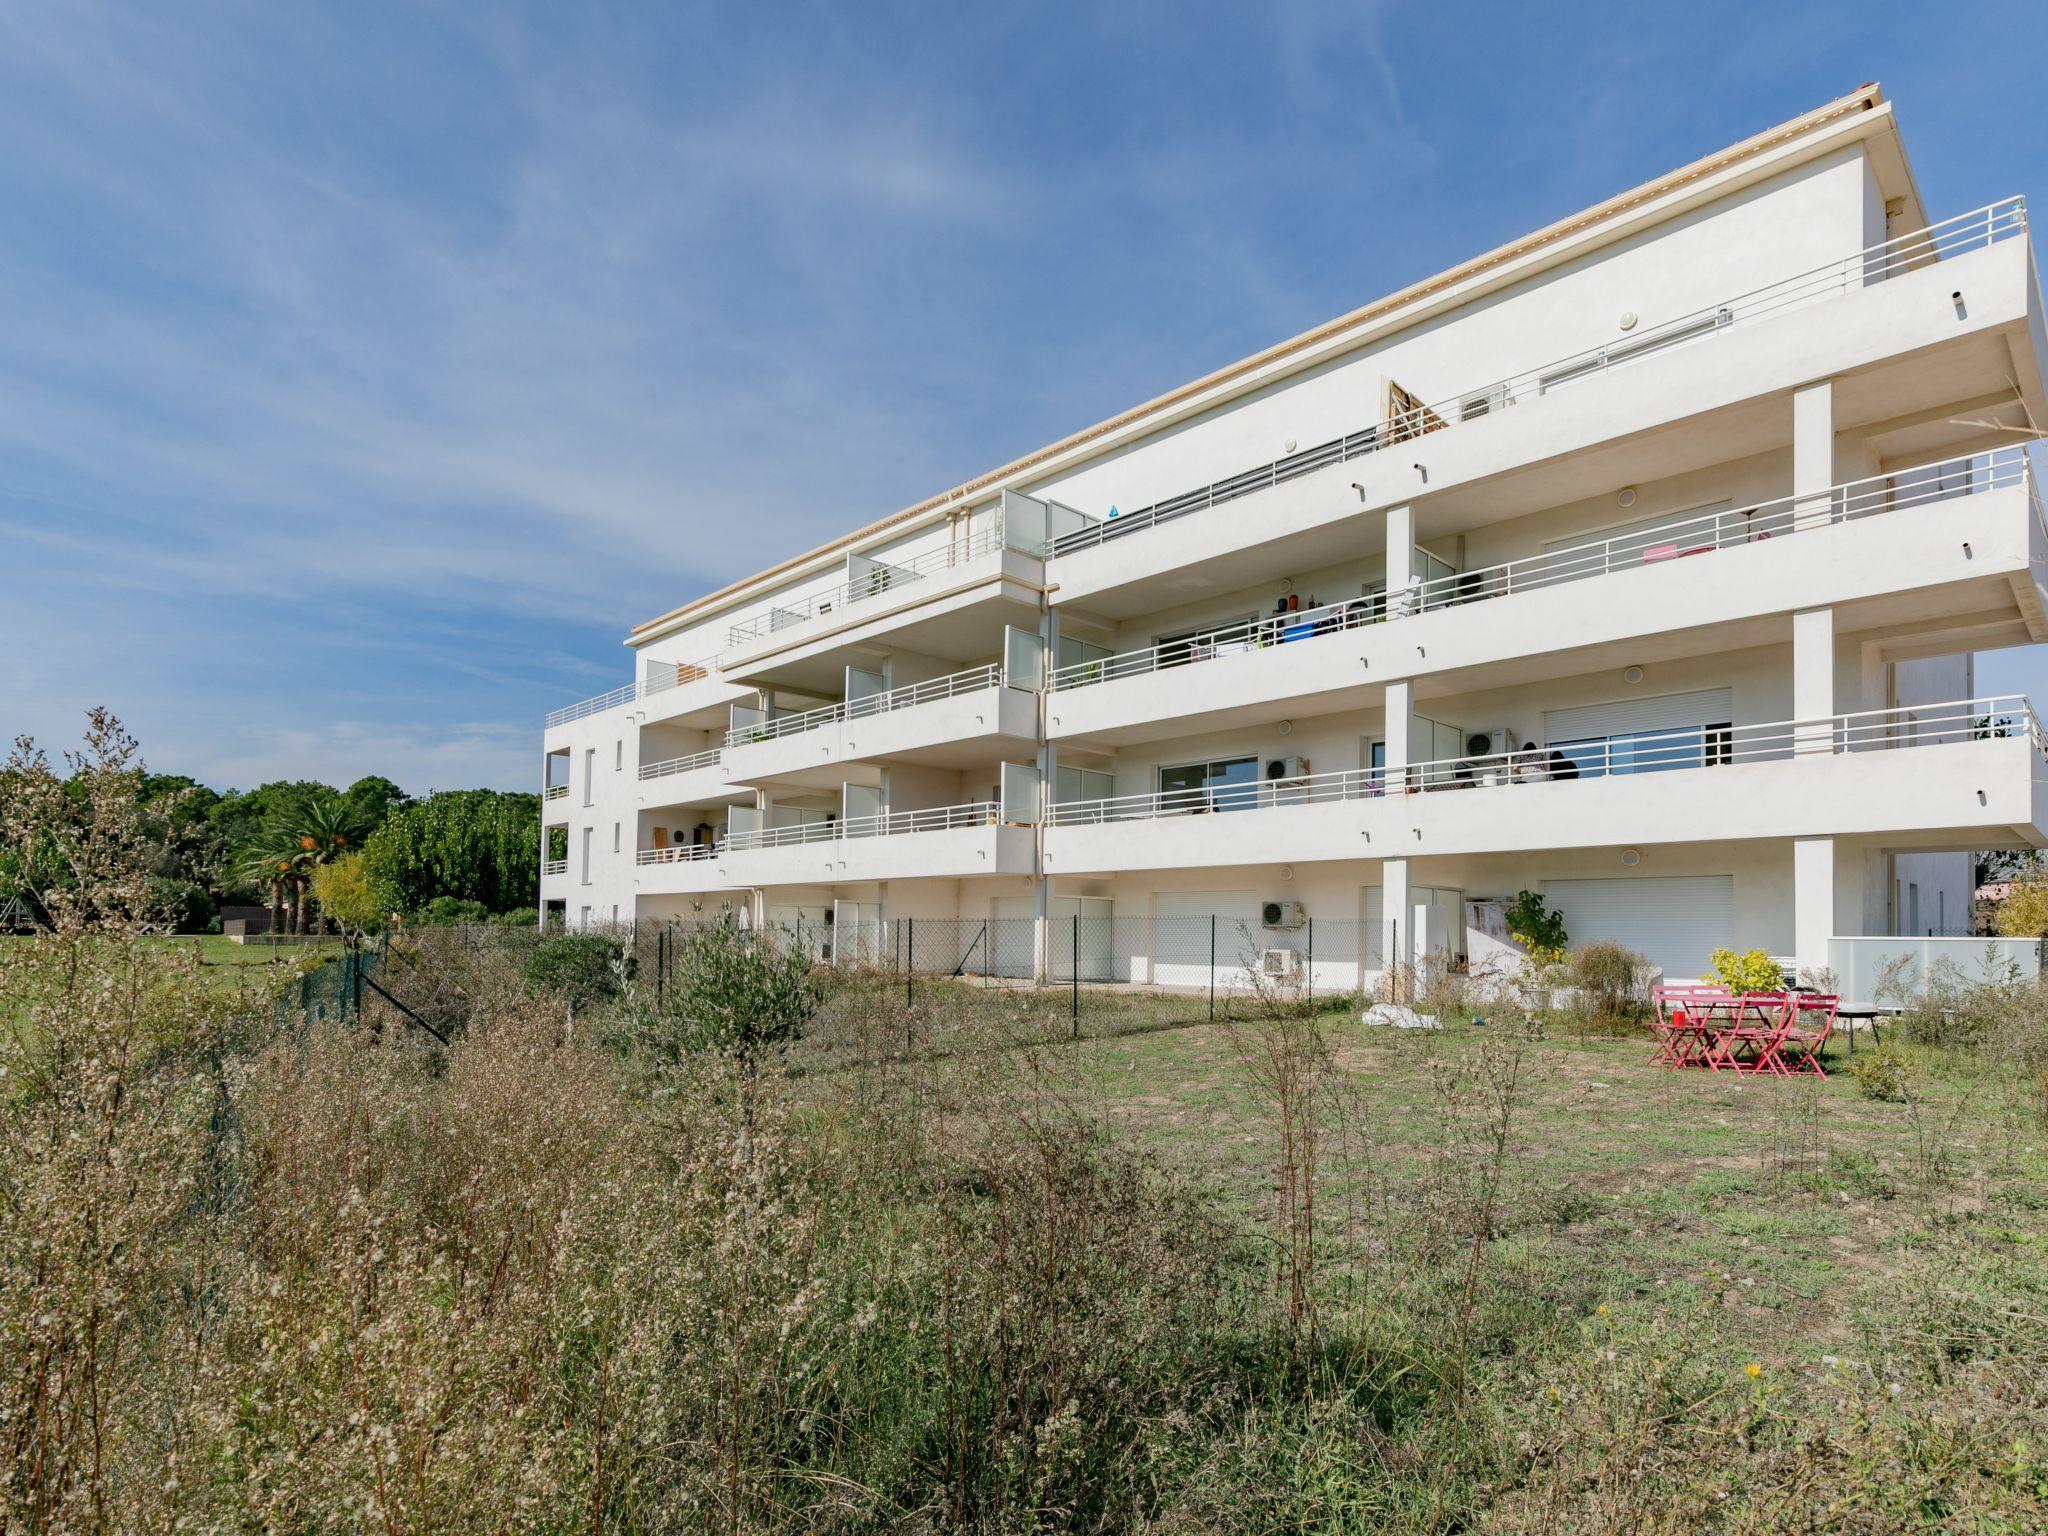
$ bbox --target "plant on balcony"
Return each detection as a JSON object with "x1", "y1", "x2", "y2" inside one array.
[{"x1": 1504, "y1": 889, "x2": 1568, "y2": 965}]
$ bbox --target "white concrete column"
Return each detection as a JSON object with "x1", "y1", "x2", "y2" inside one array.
[
  {"x1": 1383, "y1": 678, "x2": 1413, "y2": 789},
  {"x1": 1792, "y1": 379, "x2": 1834, "y2": 529},
  {"x1": 1794, "y1": 836, "x2": 1836, "y2": 978},
  {"x1": 1380, "y1": 856, "x2": 1411, "y2": 998},
  {"x1": 1793, "y1": 606, "x2": 1836, "y2": 754},
  {"x1": 1385, "y1": 502, "x2": 1415, "y2": 616}
]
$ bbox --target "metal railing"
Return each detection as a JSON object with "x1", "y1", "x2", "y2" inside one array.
[
  {"x1": 1047, "y1": 696, "x2": 2038, "y2": 825},
  {"x1": 725, "y1": 525, "x2": 1007, "y2": 647},
  {"x1": 725, "y1": 663, "x2": 1006, "y2": 747},
  {"x1": 1047, "y1": 449, "x2": 2031, "y2": 692},
  {"x1": 639, "y1": 747, "x2": 723, "y2": 780},
  {"x1": 1050, "y1": 597, "x2": 1391, "y2": 690},
  {"x1": 635, "y1": 843, "x2": 718, "y2": 866},
  {"x1": 1412, "y1": 448, "x2": 2031, "y2": 611},
  {"x1": 542, "y1": 784, "x2": 569, "y2": 801},
  {"x1": 541, "y1": 858, "x2": 568, "y2": 876},
  {"x1": 546, "y1": 652, "x2": 722, "y2": 729},
  {"x1": 1046, "y1": 198, "x2": 2027, "y2": 558},
  {"x1": 724, "y1": 800, "x2": 1001, "y2": 853}
]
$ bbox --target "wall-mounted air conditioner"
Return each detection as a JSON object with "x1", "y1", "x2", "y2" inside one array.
[
  {"x1": 1262, "y1": 900, "x2": 1307, "y2": 930},
  {"x1": 1260, "y1": 947, "x2": 1304, "y2": 981},
  {"x1": 1265, "y1": 755, "x2": 1312, "y2": 781},
  {"x1": 1459, "y1": 385, "x2": 1509, "y2": 420},
  {"x1": 1464, "y1": 728, "x2": 1518, "y2": 759}
]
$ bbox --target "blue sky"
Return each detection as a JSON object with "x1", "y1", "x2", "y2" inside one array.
[{"x1": 3, "y1": 1, "x2": 2046, "y2": 793}]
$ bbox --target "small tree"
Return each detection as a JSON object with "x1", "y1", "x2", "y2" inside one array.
[
  {"x1": 1504, "y1": 889, "x2": 1568, "y2": 964},
  {"x1": 658, "y1": 914, "x2": 820, "y2": 1074},
  {"x1": 309, "y1": 852, "x2": 385, "y2": 941}
]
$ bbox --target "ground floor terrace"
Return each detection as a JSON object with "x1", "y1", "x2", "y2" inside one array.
[{"x1": 613, "y1": 833, "x2": 2025, "y2": 1007}]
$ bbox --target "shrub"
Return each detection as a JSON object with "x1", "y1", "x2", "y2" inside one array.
[
  {"x1": 1567, "y1": 939, "x2": 1649, "y2": 1030},
  {"x1": 1995, "y1": 879, "x2": 2048, "y2": 938},
  {"x1": 416, "y1": 895, "x2": 491, "y2": 926},
  {"x1": 489, "y1": 908, "x2": 536, "y2": 928},
  {"x1": 1851, "y1": 1041, "x2": 1917, "y2": 1102},
  {"x1": 1709, "y1": 947, "x2": 1784, "y2": 993},
  {"x1": 1505, "y1": 888, "x2": 1568, "y2": 964},
  {"x1": 524, "y1": 930, "x2": 631, "y2": 1008}
]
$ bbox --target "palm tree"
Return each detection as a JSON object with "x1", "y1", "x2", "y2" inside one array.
[
  {"x1": 235, "y1": 792, "x2": 374, "y2": 937},
  {"x1": 280, "y1": 792, "x2": 374, "y2": 934}
]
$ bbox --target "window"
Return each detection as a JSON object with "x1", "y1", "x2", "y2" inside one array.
[
  {"x1": 580, "y1": 827, "x2": 593, "y2": 883},
  {"x1": 1551, "y1": 721, "x2": 1732, "y2": 779},
  {"x1": 1157, "y1": 756, "x2": 1259, "y2": 813},
  {"x1": 582, "y1": 749, "x2": 595, "y2": 805},
  {"x1": 612, "y1": 821, "x2": 620, "y2": 854},
  {"x1": 1055, "y1": 764, "x2": 1114, "y2": 804},
  {"x1": 614, "y1": 740, "x2": 623, "y2": 771}
]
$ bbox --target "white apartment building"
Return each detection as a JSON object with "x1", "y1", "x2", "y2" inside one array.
[{"x1": 540, "y1": 84, "x2": 2048, "y2": 989}]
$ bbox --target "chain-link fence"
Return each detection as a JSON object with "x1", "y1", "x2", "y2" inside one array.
[
  {"x1": 269, "y1": 916, "x2": 1369, "y2": 1070},
  {"x1": 623, "y1": 914, "x2": 1367, "y2": 1068}
]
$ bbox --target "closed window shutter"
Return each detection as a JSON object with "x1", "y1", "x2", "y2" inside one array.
[{"x1": 1543, "y1": 876, "x2": 1735, "y2": 980}]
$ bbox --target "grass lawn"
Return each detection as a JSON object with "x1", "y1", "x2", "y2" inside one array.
[{"x1": 1058, "y1": 1013, "x2": 2046, "y2": 1369}]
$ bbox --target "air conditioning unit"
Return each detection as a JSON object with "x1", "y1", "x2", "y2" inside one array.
[
  {"x1": 1260, "y1": 947, "x2": 1304, "y2": 981},
  {"x1": 1261, "y1": 900, "x2": 1307, "y2": 930},
  {"x1": 1464, "y1": 728, "x2": 1518, "y2": 759},
  {"x1": 1459, "y1": 385, "x2": 1509, "y2": 421},
  {"x1": 1265, "y1": 755, "x2": 1312, "y2": 781}
]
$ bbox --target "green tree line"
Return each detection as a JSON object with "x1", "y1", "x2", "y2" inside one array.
[{"x1": 2, "y1": 713, "x2": 537, "y2": 934}]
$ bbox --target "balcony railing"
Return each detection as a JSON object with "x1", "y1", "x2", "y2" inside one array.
[
  {"x1": 725, "y1": 525, "x2": 1007, "y2": 648},
  {"x1": 541, "y1": 858, "x2": 567, "y2": 876},
  {"x1": 543, "y1": 784, "x2": 569, "y2": 801},
  {"x1": 546, "y1": 652, "x2": 721, "y2": 729},
  {"x1": 639, "y1": 747, "x2": 723, "y2": 781},
  {"x1": 1047, "y1": 697, "x2": 2038, "y2": 825},
  {"x1": 635, "y1": 843, "x2": 719, "y2": 866},
  {"x1": 725, "y1": 663, "x2": 1006, "y2": 748},
  {"x1": 724, "y1": 800, "x2": 1000, "y2": 853},
  {"x1": 1413, "y1": 449, "x2": 2030, "y2": 613},
  {"x1": 1045, "y1": 198, "x2": 2028, "y2": 559},
  {"x1": 1048, "y1": 449, "x2": 2031, "y2": 692}
]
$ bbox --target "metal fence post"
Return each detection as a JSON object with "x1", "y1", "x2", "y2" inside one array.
[
  {"x1": 1305, "y1": 917, "x2": 1314, "y2": 1007},
  {"x1": 906, "y1": 916, "x2": 915, "y2": 1009},
  {"x1": 656, "y1": 925, "x2": 666, "y2": 1009},
  {"x1": 1071, "y1": 913, "x2": 1080, "y2": 1039},
  {"x1": 1208, "y1": 915, "x2": 1216, "y2": 1023}
]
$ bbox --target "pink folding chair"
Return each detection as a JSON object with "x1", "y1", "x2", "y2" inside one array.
[
  {"x1": 1703, "y1": 993, "x2": 1796, "y2": 1075},
  {"x1": 1650, "y1": 985, "x2": 1732, "y2": 1068},
  {"x1": 1779, "y1": 994, "x2": 1838, "y2": 1077}
]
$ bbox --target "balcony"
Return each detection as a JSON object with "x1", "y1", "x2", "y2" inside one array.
[
  {"x1": 716, "y1": 800, "x2": 1035, "y2": 886},
  {"x1": 543, "y1": 784, "x2": 569, "y2": 803},
  {"x1": 1047, "y1": 450, "x2": 2045, "y2": 744},
  {"x1": 541, "y1": 858, "x2": 568, "y2": 877},
  {"x1": 723, "y1": 664, "x2": 1038, "y2": 784},
  {"x1": 715, "y1": 524, "x2": 1041, "y2": 673},
  {"x1": 1043, "y1": 696, "x2": 2048, "y2": 875},
  {"x1": 1046, "y1": 200, "x2": 2026, "y2": 563},
  {"x1": 635, "y1": 746, "x2": 742, "y2": 811},
  {"x1": 545, "y1": 652, "x2": 724, "y2": 730}
]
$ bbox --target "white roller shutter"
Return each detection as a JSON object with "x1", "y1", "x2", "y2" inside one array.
[
  {"x1": 1543, "y1": 876, "x2": 1733, "y2": 981},
  {"x1": 1156, "y1": 890, "x2": 1256, "y2": 989},
  {"x1": 1544, "y1": 687, "x2": 1732, "y2": 744}
]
